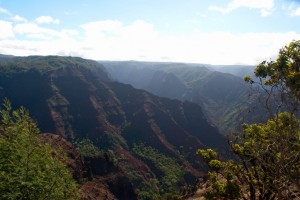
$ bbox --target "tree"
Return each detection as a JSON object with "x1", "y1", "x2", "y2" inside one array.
[
  {"x1": 198, "y1": 112, "x2": 300, "y2": 199},
  {"x1": 0, "y1": 99, "x2": 80, "y2": 200},
  {"x1": 199, "y1": 40, "x2": 300, "y2": 200},
  {"x1": 75, "y1": 138, "x2": 101, "y2": 157},
  {"x1": 245, "y1": 40, "x2": 300, "y2": 116}
]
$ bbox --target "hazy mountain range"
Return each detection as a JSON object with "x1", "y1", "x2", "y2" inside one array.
[
  {"x1": 101, "y1": 61, "x2": 260, "y2": 133},
  {"x1": 0, "y1": 55, "x2": 238, "y2": 199}
]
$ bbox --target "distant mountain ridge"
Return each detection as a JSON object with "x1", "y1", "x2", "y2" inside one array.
[
  {"x1": 102, "y1": 61, "x2": 257, "y2": 133},
  {"x1": 0, "y1": 55, "x2": 229, "y2": 199},
  {"x1": 209, "y1": 64, "x2": 255, "y2": 78}
]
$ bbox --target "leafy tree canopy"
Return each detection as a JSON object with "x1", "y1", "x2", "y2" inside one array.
[
  {"x1": 245, "y1": 40, "x2": 300, "y2": 114},
  {"x1": 198, "y1": 112, "x2": 300, "y2": 199},
  {"x1": 0, "y1": 99, "x2": 80, "y2": 200},
  {"x1": 75, "y1": 138, "x2": 101, "y2": 157},
  {"x1": 200, "y1": 40, "x2": 300, "y2": 199}
]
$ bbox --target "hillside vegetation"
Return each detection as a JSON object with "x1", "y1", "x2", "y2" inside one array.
[
  {"x1": 0, "y1": 55, "x2": 228, "y2": 199},
  {"x1": 0, "y1": 100, "x2": 80, "y2": 200}
]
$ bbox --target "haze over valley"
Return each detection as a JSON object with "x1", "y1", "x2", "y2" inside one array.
[{"x1": 0, "y1": 0, "x2": 299, "y2": 199}]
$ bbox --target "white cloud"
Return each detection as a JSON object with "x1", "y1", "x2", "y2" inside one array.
[
  {"x1": 14, "y1": 23, "x2": 61, "y2": 39},
  {"x1": 0, "y1": 7, "x2": 11, "y2": 16},
  {"x1": 290, "y1": 7, "x2": 300, "y2": 16},
  {"x1": 0, "y1": 37, "x2": 82, "y2": 58},
  {"x1": 0, "y1": 19, "x2": 299, "y2": 65},
  {"x1": 209, "y1": 0, "x2": 274, "y2": 16},
  {"x1": 11, "y1": 15, "x2": 27, "y2": 22},
  {"x1": 35, "y1": 16, "x2": 60, "y2": 24},
  {"x1": 0, "y1": 20, "x2": 14, "y2": 39},
  {"x1": 78, "y1": 20, "x2": 299, "y2": 65},
  {"x1": 80, "y1": 20, "x2": 122, "y2": 32},
  {"x1": 79, "y1": 20, "x2": 159, "y2": 60},
  {"x1": 80, "y1": 20, "x2": 123, "y2": 40},
  {"x1": 284, "y1": 2, "x2": 300, "y2": 16},
  {"x1": 61, "y1": 29, "x2": 79, "y2": 36}
]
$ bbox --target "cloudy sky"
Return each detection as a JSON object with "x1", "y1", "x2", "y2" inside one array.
[{"x1": 0, "y1": 0, "x2": 299, "y2": 65}]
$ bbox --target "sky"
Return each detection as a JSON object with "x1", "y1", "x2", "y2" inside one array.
[{"x1": 0, "y1": 0, "x2": 300, "y2": 65}]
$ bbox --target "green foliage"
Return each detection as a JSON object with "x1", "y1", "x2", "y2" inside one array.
[
  {"x1": 204, "y1": 171, "x2": 240, "y2": 200},
  {"x1": 0, "y1": 100, "x2": 80, "y2": 200},
  {"x1": 75, "y1": 138, "x2": 101, "y2": 157},
  {"x1": 244, "y1": 75, "x2": 253, "y2": 84},
  {"x1": 135, "y1": 178, "x2": 160, "y2": 200},
  {"x1": 246, "y1": 40, "x2": 300, "y2": 114},
  {"x1": 132, "y1": 143, "x2": 186, "y2": 199},
  {"x1": 198, "y1": 113, "x2": 300, "y2": 199},
  {"x1": 197, "y1": 150, "x2": 241, "y2": 200},
  {"x1": 199, "y1": 86, "x2": 300, "y2": 198},
  {"x1": 0, "y1": 55, "x2": 105, "y2": 76},
  {"x1": 253, "y1": 40, "x2": 300, "y2": 96},
  {"x1": 97, "y1": 131, "x2": 128, "y2": 150},
  {"x1": 159, "y1": 193, "x2": 181, "y2": 200},
  {"x1": 197, "y1": 148, "x2": 217, "y2": 161},
  {"x1": 116, "y1": 156, "x2": 160, "y2": 200},
  {"x1": 199, "y1": 40, "x2": 300, "y2": 199}
]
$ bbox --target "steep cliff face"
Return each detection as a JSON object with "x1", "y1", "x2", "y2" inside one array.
[
  {"x1": 0, "y1": 56, "x2": 229, "y2": 198},
  {"x1": 40, "y1": 133, "x2": 137, "y2": 200}
]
